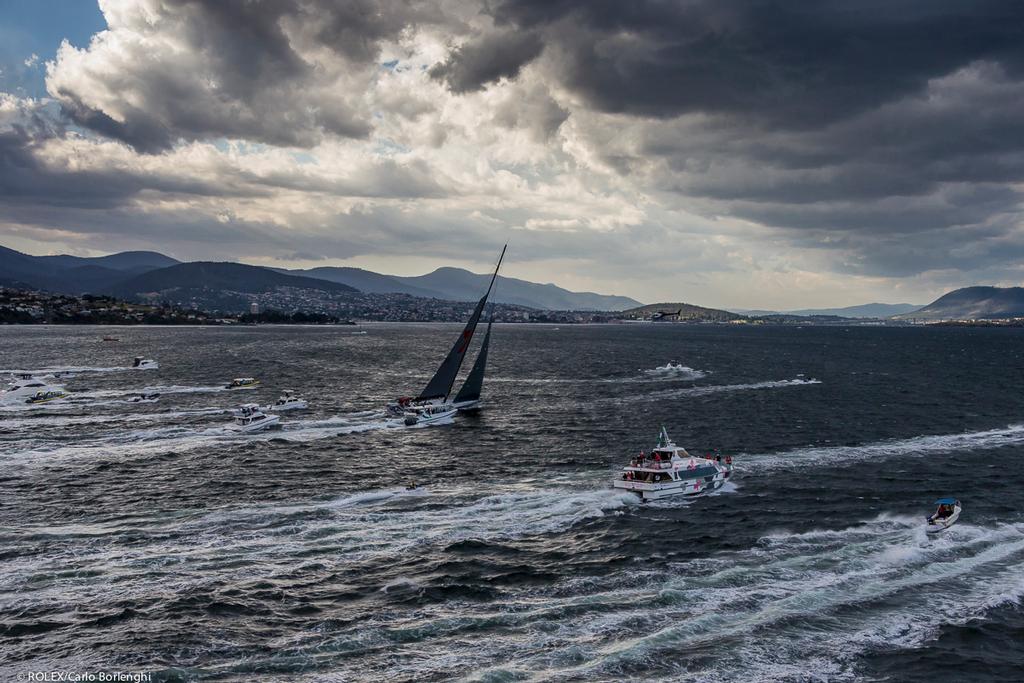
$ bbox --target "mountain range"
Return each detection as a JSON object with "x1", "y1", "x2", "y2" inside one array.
[
  {"x1": 893, "y1": 286, "x2": 1024, "y2": 321},
  {"x1": 729, "y1": 303, "x2": 923, "y2": 318},
  {"x1": 0, "y1": 245, "x2": 639, "y2": 311},
  {"x1": 6, "y1": 244, "x2": 1024, "y2": 320}
]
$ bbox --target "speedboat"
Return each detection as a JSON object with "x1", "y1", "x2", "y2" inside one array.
[
  {"x1": 399, "y1": 404, "x2": 457, "y2": 427},
  {"x1": 612, "y1": 427, "x2": 734, "y2": 501},
  {"x1": 233, "y1": 404, "x2": 280, "y2": 433},
  {"x1": 25, "y1": 389, "x2": 70, "y2": 405},
  {"x1": 102, "y1": 336, "x2": 120, "y2": 342},
  {"x1": 266, "y1": 390, "x2": 307, "y2": 412},
  {"x1": 226, "y1": 377, "x2": 260, "y2": 390},
  {"x1": 925, "y1": 498, "x2": 961, "y2": 534},
  {"x1": 129, "y1": 392, "x2": 161, "y2": 403},
  {"x1": 132, "y1": 357, "x2": 159, "y2": 370},
  {"x1": 1, "y1": 375, "x2": 63, "y2": 404}
]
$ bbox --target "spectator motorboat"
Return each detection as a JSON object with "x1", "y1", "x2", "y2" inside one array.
[
  {"x1": 226, "y1": 377, "x2": 260, "y2": 390},
  {"x1": 266, "y1": 390, "x2": 307, "y2": 412},
  {"x1": 1, "y1": 375, "x2": 63, "y2": 404},
  {"x1": 25, "y1": 389, "x2": 70, "y2": 405},
  {"x1": 233, "y1": 403, "x2": 280, "y2": 433},
  {"x1": 612, "y1": 427, "x2": 733, "y2": 501},
  {"x1": 132, "y1": 357, "x2": 159, "y2": 370},
  {"x1": 925, "y1": 498, "x2": 961, "y2": 534}
]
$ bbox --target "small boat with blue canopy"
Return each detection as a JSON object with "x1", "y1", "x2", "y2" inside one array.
[
  {"x1": 612, "y1": 427, "x2": 733, "y2": 501},
  {"x1": 925, "y1": 497, "x2": 961, "y2": 534}
]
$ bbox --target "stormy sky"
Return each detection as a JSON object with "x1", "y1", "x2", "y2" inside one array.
[{"x1": 2, "y1": 0, "x2": 1024, "y2": 308}]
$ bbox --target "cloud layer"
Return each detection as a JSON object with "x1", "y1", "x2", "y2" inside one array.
[{"x1": 3, "y1": 0, "x2": 1024, "y2": 307}]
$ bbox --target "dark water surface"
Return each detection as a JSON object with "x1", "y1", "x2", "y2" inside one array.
[{"x1": 1, "y1": 324, "x2": 1023, "y2": 681}]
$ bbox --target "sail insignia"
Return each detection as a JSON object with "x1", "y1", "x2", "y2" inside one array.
[{"x1": 454, "y1": 318, "x2": 492, "y2": 404}]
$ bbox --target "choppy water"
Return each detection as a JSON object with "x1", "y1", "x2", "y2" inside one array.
[{"x1": 2, "y1": 324, "x2": 1023, "y2": 682}]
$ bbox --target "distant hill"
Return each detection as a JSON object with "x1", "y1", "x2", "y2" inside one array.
[
  {"x1": 0, "y1": 245, "x2": 180, "y2": 293},
  {"x1": 287, "y1": 266, "x2": 445, "y2": 300},
  {"x1": 619, "y1": 302, "x2": 740, "y2": 322},
  {"x1": 787, "y1": 303, "x2": 922, "y2": 318},
  {"x1": 113, "y1": 262, "x2": 359, "y2": 299},
  {"x1": 395, "y1": 267, "x2": 640, "y2": 311},
  {"x1": 729, "y1": 303, "x2": 922, "y2": 318},
  {"x1": 37, "y1": 250, "x2": 180, "y2": 273},
  {"x1": 289, "y1": 264, "x2": 640, "y2": 311},
  {"x1": 894, "y1": 286, "x2": 1024, "y2": 320},
  {"x1": 3, "y1": 244, "x2": 640, "y2": 311}
]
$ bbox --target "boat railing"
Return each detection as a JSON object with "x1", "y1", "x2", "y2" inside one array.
[
  {"x1": 618, "y1": 479, "x2": 673, "y2": 490},
  {"x1": 629, "y1": 460, "x2": 676, "y2": 470}
]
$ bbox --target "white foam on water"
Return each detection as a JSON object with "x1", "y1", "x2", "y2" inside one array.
[
  {"x1": 6, "y1": 468, "x2": 1024, "y2": 683},
  {"x1": 418, "y1": 517, "x2": 1024, "y2": 683},
  {"x1": 0, "y1": 485, "x2": 641, "y2": 624}
]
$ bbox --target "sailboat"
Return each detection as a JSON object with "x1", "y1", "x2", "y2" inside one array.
[{"x1": 386, "y1": 245, "x2": 505, "y2": 417}]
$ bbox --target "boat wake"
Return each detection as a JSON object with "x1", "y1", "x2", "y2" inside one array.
[
  {"x1": 0, "y1": 365, "x2": 132, "y2": 376},
  {"x1": 0, "y1": 407, "x2": 229, "y2": 431},
  {"x1": 0, "y1": 409, "x2": 442, "y2": 464},
  {"x1": 355, "y1": 515, "x2": 1024, "y2": 682},
  {"x1": 593, "y1": 377, "x2": 822, "y2": 406},
  {"x1": 747, "y1": 423, "x2": 1024, "y2": 473}
]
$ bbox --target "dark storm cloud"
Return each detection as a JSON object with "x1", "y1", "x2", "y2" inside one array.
[
  {"x1": 429, "y1": 29, "x2": 544, "y2": 93},
  {"x1": 488, "y1": 0, "x2": 1024, "y2": 125},
  {"x1": 416, "y1": 0, "x2": 1024, "y2": 278}
]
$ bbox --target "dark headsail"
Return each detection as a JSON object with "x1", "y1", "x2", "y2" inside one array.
[
  {"x1": 415, "y1": 245, "x2": 506, "y2": 401},
  {"x1": 454, "y1": 317, "x2": 491, "y2": 405}
]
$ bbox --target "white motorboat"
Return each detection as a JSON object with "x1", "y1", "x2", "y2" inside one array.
[
  {"x1": 132, "y1": 357, "x2": 159, "y2": 370},
  {"x1": 925, "y1": 498, "x2": 961, "y2": 534},
  {"x1": 266, "y1": 390, "x2": 307, "y2": 412},
  {"x1": 129, "y1": 392, "x2": 161, "y2": 403},
  {"x1": 612, "y1": 427, "x2": 734, "y2": 501},
  {"x1": 226, "y1": 377, "x2": 260, "y2": 390},
  {"x1": 1, "y1": 375, "x2": 63, "y2": 404},
  {"x1": 25, "y1": 389, "x2": 70, "y2": 405},
  {"x1": 233, "y1": 404, "x2": 280, "y2": 433},
  {"x1": 399, "y1": 404, "x2": 457, "y2": 427}
]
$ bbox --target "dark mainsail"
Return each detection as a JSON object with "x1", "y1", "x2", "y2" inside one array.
[
  {"x1": 454, "y1": 317, "x2": 491, "y2": 405},
  {"x1": 415, "y1": 245, "x2": 505, "y2": 401}
]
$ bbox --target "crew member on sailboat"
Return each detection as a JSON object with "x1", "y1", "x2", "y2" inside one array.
[{"x1": 386, "y1": 245, "x2": 506, "y2": 417}]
